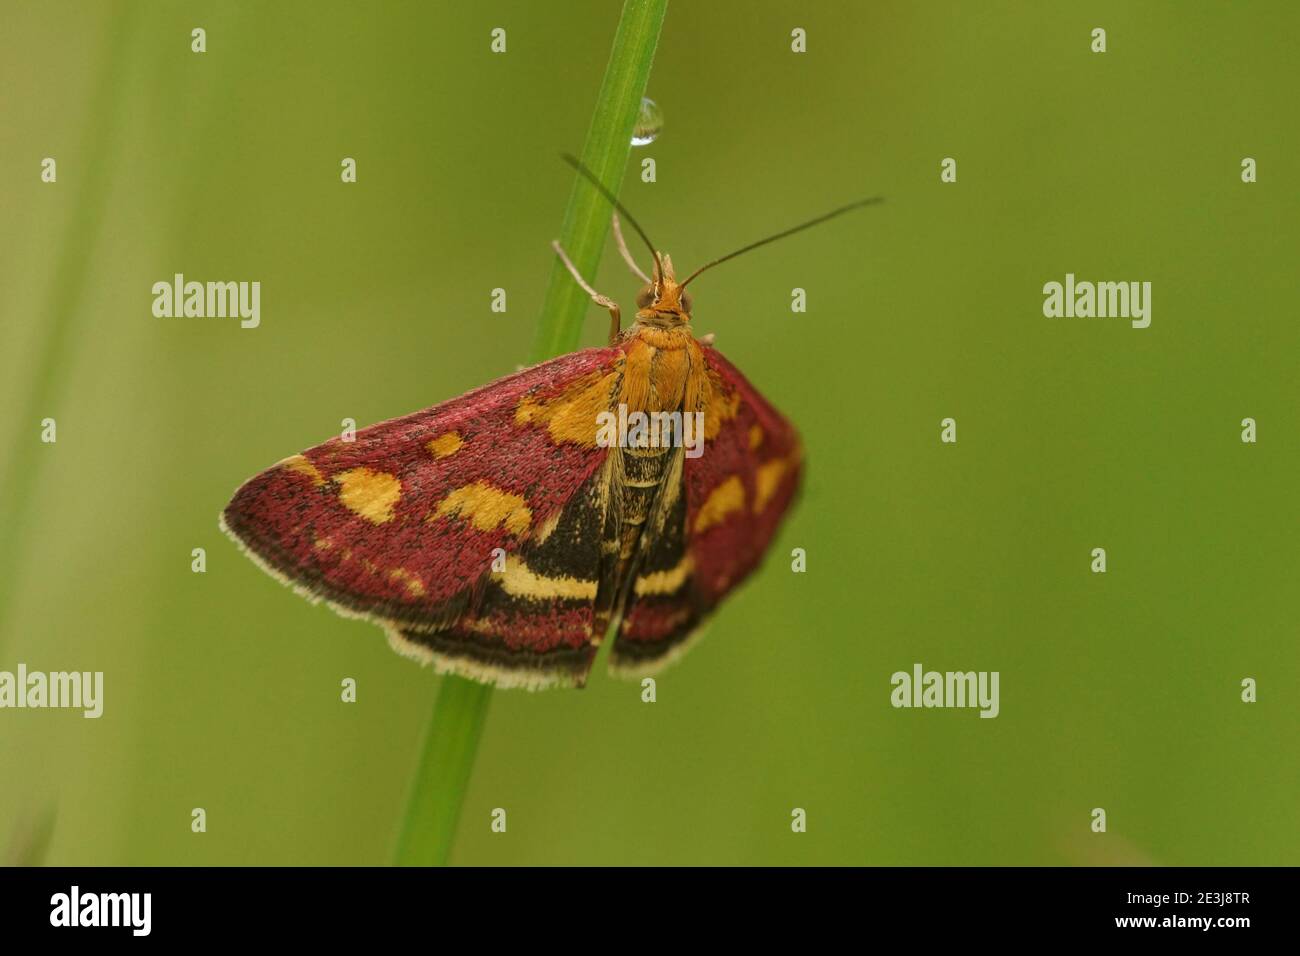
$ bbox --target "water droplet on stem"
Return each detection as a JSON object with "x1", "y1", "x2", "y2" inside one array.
[{"x1": 631, "y1": 97, "x2": 663, "y2": 146}]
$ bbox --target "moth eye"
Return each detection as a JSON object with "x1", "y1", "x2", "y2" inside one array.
[
  {"x1": 635, "y1": 287, "x2": 655, "y2": 309},
  {"x1": 680, "y1": 291, "x2": 693, "y2": 313}
]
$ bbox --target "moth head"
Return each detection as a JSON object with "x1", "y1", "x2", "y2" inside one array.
[{"x1": 636, "y1": 254, "x2": 693, "y2": 324}]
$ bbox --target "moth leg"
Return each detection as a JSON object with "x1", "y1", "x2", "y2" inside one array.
[
  {"x1": 611, "y1": 212, "x2": 651, "y2": 283},
  {"x1": 698, "y1": 332, "x2": 716, "y2": 346},
  {"x1": 552, "y1": 240, "x2": 622, "y2": 344}
]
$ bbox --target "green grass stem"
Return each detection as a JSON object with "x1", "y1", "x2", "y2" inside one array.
[{"x1": 392, "y1": 0, "x2": 668, "y2": 867}]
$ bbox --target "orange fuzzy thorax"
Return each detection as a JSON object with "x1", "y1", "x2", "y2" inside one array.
[{"x1": 619, "y1": 325, "x2": 708, "y2": 417}]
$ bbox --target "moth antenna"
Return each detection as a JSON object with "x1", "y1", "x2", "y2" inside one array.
[
  {"x1": 680, "y1": 196, "x2": 885, "y2": 289},
  {"x1": 612, "y1": 212, "x2": 651, "y2": 284},
  {"x1": 560, "y1": 153, "x2": 664, "y2": 283}
]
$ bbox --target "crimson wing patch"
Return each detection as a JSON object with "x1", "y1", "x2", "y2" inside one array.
[
  {"x1": 610, "y1": 345, "x2": 803, "y2": 676},
  {"x1": 221, "y1": 347, "x2": 625, "y2": 689}
]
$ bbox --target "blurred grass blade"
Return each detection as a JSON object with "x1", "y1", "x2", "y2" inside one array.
[
  {"x1": 392, "y1": 0, "x2": 668, "y2": 867},
  {"x1": 392, "y1": 678, "x2": 491, "y2": 866},
  {"x1": 0, "y1": 6, "x2": 137, "y2": 643},
  {"x1": 3, "y1": 805, "x2": 57, "y2": 867}
]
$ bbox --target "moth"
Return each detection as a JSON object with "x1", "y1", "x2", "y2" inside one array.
[{"x1": 222, "y1": 158, "x2": 880, "y2": 689}]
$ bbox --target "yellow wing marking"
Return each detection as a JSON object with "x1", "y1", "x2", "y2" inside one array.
[
  {"x1": 279, "y1": 454, "x2": 326, "y2": 487},
  {"x1": 634, "y1": 553, "x2": 695, "y2": 596},
  {"x1": 432, "y1": 481, "x2": 532, "y2": 536},
  {"x1": 499, "y1": 555, "x2": 597, "y2": 601},
  {"x1": 426, "y1": 431, "x2": 464, "y2": 458},
  {"x1": 694, "y1": 475, "x2": 745, "y2": 532},
  {"x1": 335, "y1": 467, "x2": 402, "y2": 524},
  {"x1": 515, "y1": 369, "x2": 620, "y2": 447}
]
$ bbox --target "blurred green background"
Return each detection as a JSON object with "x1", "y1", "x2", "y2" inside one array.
[{"x1": 2, "y1": 0, "x2": 1296, "y2": 866}]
